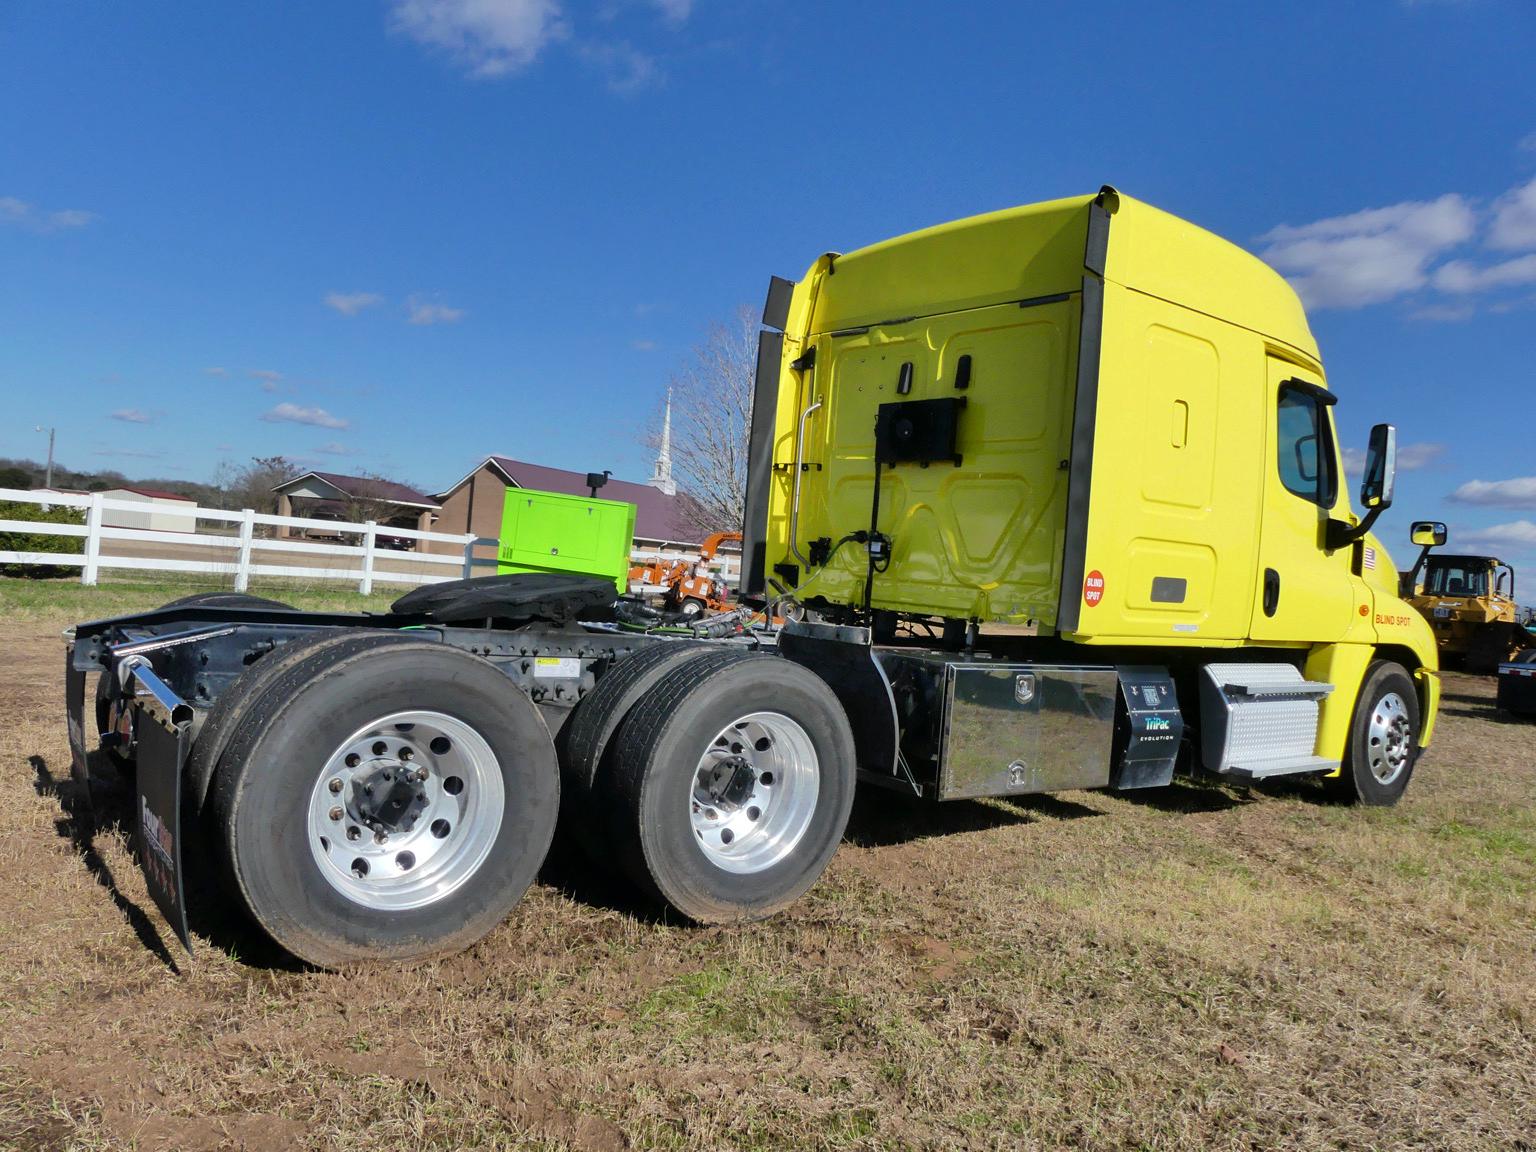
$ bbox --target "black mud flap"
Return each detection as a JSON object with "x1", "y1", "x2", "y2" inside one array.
[
  {"x1": 133, "y1": 689, "x2": 194, "y2": 955},
  {"x1": 64, "y1": 647, "x2": 91, "y2": 810}
]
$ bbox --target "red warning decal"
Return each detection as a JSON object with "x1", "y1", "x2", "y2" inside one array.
[{"x1": 1083, "y1": 570, "x2": 1105, "y2": 607}]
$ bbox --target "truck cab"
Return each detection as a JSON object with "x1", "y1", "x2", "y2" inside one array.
[{"x1": 743, "y1": 185, "x2": 1439, "y2": 805}]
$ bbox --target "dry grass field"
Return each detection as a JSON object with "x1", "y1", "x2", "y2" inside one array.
[{"x1": 0, "y1": 579, "x2": 1532, "y2": 1150}]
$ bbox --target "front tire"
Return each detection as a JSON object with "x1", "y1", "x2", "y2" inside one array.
[
  {"x1": 1339, "y1": 660, "x2": 1421, "y2": 806},
  {"x1": 210, "y1": 640, "x2": 559, "y2": 966},
  {"x1": 608, "y1": 653, "x2": 856, "y2": 923}
]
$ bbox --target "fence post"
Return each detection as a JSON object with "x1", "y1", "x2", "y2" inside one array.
[
  {"x1": 80, "y1": 493, "x2": 103, "y2": 586},
  {"x1": 461, "y1": 536, "x2": 476, "y2": 580},
  {"x1": 235, "y1": 508, "x2": 255, "y2": 592},
  {"x1": 360, "y1": 522, "x2": 377, "y2": 595}
]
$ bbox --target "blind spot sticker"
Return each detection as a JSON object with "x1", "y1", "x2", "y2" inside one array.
[{"x1": 1084, "y1": 570, "x2": 1105, "y2": 607}]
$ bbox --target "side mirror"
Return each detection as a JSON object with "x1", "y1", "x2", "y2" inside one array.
[
  {"x1": 1327, "y1": 423, "x2": 1399, "y2": 551},
  {"x1": 1359, "y1": 423, "x2": 1397, "y2": 510},
  {"x1": 1410, "y1": 520, "x2": 1447, "y2": 548}
]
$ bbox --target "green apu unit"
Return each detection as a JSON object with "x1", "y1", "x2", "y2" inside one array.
[{"x1": 496, "y1": 487, "x2": 636, "y2": 593}]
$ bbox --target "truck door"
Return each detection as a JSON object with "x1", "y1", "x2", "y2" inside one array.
[{"x1": 1248, "y1": 360, "x2": 1355, "y2": 643}]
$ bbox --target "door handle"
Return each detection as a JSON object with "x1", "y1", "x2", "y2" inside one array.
[{"x1": 1263, "y1": 568, "x2": 1280, "y2": 617}]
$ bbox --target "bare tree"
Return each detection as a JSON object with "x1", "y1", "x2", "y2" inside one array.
[
  {"x1": 213, "y1": 455, "x2": 294, "y2": 513},
  {"x1": 654, "y1": 304, "x2": 758, "y2": 537},
  {"x1": 338, "y1": 472, "x2": 415, "y2": 527}
]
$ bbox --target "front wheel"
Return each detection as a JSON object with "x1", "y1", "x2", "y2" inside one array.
[
  {"x1": 1338, "y1": 660, "x2": 1421, "y2": 806},
  {"x1": 608, "y1": 653, "x2": 856, "y2": 922}
]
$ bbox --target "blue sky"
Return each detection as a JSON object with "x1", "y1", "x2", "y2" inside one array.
[{"x1": 3, "y1": 0, "x2": 1535, "y2": 567}]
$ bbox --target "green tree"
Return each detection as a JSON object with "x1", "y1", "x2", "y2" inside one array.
[{"x1": 0, "y1": 501, "x2": 85, "y2": 578}]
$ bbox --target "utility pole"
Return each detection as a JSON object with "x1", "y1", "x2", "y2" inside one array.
[{"x1": 34, "y1": 425, "x2": 55, "y2": 489}]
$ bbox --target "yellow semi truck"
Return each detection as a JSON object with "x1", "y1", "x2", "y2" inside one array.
[
  {"x1": 69, "y1": 186, "x2": 1440, "y2": 965},
  {"x1": 741, "y1": 185, "x2": 1439, "y2": 806}
]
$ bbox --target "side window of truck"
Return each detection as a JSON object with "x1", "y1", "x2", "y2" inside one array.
[{"x1": 1276, "y1": 384, "x2": 1338, "y2": 508}]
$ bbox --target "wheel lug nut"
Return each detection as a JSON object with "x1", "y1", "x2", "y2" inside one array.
[
  {"x1": 374, "y1": 830, "x2": 387, "y2": 844},
  {"x1": 328, "y1": 778, "x2": 343, "y2": 794},
  {"x1": 329, "y1": 806, "x2": 343, "y2": 822}
]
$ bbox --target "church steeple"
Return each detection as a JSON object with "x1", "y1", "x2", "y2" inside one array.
[{"x1": 649, "y1": 389, "x2": 676, "y2": 496}]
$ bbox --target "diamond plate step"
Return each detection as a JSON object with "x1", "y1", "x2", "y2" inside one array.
[{"x1": 1199, "y1": 663, "x2": 1334, "y2": 778}]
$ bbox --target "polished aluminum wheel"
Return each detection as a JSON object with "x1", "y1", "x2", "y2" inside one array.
[
  {"x1": 1365, "y1": 691, "x2": 1413, "y2": 786},
  {"x1": 306, "y1": 710, "x2": 503, "y2": 910},
  {"x1": 688, "y1": 711, "x2": 818, "y2": 875}
]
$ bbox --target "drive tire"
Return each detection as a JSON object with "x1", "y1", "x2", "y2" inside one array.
[
  {"x1": 608, "y1": 652, "x2": 856, "y2": 923},
  {"x1": 210, "y1": 640, "x2": 559, "y2": 966},
  {"x1": 1339, "y1": 660, "x2": 1421, "y2": 806},
  {"x1": 187, "y1": 630, "x2": 406, "y2": 816},
  {"x1": 555, "y1": 640, "x2": 710, "y2": 862}
]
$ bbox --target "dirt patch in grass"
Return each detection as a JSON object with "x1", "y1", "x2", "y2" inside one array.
[{"x1": 0, "y1": 617, "x2": 1532, "y2": 1150}]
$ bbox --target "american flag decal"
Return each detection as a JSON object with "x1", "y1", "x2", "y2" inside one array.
[{"x1": 1363, "y1": 546, "x2": 1376, "y2": 571}]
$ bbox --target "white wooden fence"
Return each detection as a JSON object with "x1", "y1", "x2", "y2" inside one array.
[
  {"x1": 1, "y1": 487, "x2": 745, "y2": 596},
  {"x1": 0, "y1": 488, "x2": 480, "y2": 594}
]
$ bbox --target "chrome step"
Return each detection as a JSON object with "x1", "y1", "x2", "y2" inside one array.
[
  {"x1": 1224, "y1": 755, "x2": 1341, "y2": 781},
  {"x1": 1199, "y1": 663, "x2": 1334, "y2": 779}
]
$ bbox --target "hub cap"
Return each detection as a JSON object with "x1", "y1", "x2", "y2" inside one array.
[
  {"x1": 688, "y1": 711, "x2": 818, "y2": 875},
  {"x1": 1366, "y1": 691, "x2": 1413, "y2": 786},
  {"x1": 306, "y1": 710, "x2": 503, "y2": 910}
]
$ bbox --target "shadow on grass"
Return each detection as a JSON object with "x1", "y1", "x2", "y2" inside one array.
[
  {"x1": 30, "y1": 753, "x2": 303, "y2": 973},
  {"x1": 537, "y1": 830, "x2": 671, "y2": 925},
  {"x1": 1440, "y1": 691, "x2": 1495, "y2": 706},
  {"x1": 30, "y1": 753, "x2": 182, "y2": 974},
  {"x1": 1110, "y1": 778, "x2": 1252, "y2": 814},
  {"x1": 1439, "y1": 703, "x2": 1532, "y2": 727},
  {"x1": 840, "y1": 786, "x2": 1100, "y2": 849}
]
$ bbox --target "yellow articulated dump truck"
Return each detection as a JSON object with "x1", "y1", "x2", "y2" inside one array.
[
  {"x1": 67, "y1": 186, "x2": 1440, "y2": 967},
  {"x1": 742, "y1": 185, "x2": 1438, "y2": 806}
]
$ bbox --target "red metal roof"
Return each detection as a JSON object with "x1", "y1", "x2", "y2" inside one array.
[
  {"x1": 108, "y1": 486, "x2": 195, "y2": 501},
  {"x1": 483, "y1": 457, "x2": 704, "y2": 542},
  {"x1": 275, "y1": 471, "x2": 440, "y2": 508}
]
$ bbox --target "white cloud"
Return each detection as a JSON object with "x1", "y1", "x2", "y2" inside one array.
[
  {"x1": 391, "y1": 0, "x2": 567, "y2": 77},
  {"x1": 324, "y1": 291, "x2": 384, "y2": 316},
  {"x1": 204, "y1": 366, "x2": 229, "y2": 377},
  {"x1": 1520, "y1": 131, "x2": 1536, "y2": 154},
  {"x1": 249, "y1": 368, "x2": 283, "y2": 392},
  {"x1": 1258, "y1": 195, "x2": 1476, "y2": 309},
  {"x1": 93, "y1": 448, "x2": 162, "y2": 459},
  {"x1": 1407, "y1": 301, "x2": 1475, "y2": 323},
  {"x1": 1342, "y1": 441, "x2": 1444, "y2": 475},
  {"x1": 110, "y1": 408, "x2": 152, "y2": 424},
  {"x1": 631, "y1": 338, "x2": 656, "y2": 351},
  {"x1": 318, "y1": 441, "x2": 354, "y2": 456},
  {"x1": 582, "y1": 40, "x2": 660, "y2": 94},
  {"x1": 262, "y1": 402, "x2": 349, "y2": 430},
  {"x1": 650, "y1": 0, "x2": 692, "y2": 22},
  {"x1": 1398, "y1": 442, "x2": 1448, "y2": 471},
  {"x1": 1448, "y1": 477, "x2": 1536, "y2": 509},
  {"x1": 1488, "y1": 176, "x2": 1536, "y2": 251},
  {"x1": 407, "y1": 297, "x2": 465, "y2": 325},
  {"x1": 1459, "y1": 519, "x2": 1536, "y2": 550},
  {"x1": 1433, "y1": 253, "x2": 1536, "y2": 293},
  {"x1": 0, "y1": 196, "x2": 98, "y2": 233}
]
